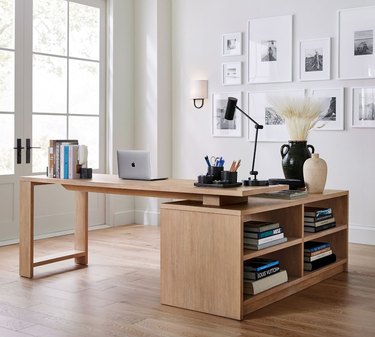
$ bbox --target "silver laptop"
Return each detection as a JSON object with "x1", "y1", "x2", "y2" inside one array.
[{"x1": 117, "y1": 150, "x2": 168, "y2": 181}]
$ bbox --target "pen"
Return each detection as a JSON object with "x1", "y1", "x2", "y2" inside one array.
[{"x1": 204, "y1": 155, "x2": 211, "y2": 167}]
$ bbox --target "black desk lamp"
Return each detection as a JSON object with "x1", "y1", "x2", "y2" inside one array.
[{"x1": 225, "y1": 97, "x2": 269, "y2": 186}]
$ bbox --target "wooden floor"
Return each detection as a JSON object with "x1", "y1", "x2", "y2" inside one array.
[{"x1": 0, "y1": 225, "x2": 374, "y2": 337}]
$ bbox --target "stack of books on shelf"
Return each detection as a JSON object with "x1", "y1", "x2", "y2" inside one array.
[
  {"x1": 243, "y1": 258, "x2": 288, "y2": 295},
  {"x1": 304, "y1": 241, "x2": 336, "y2": 271},
  {"x1": 304, "y1": 207, "x2": 336, "y2": 232},
  {"x1": 48, "y1": 140, "x2": 88, "y2": 179},
  {"x1": 244, "y1": 220, "x2": 287, "y2": 250}
]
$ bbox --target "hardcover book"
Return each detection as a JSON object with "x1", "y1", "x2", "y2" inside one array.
[
  {"x1": 304, "y1": 207, "x2": 332, "y2": 218},
  {"x1": 304, "y1": 222, "x2": 336, "y2": 233},
  {"x1": 243, "y1": 220, "x2": 280, "y2": 233},
  {"x1": 304, "y1": 246, "x2": 331, "y2": 257},
  {"x1": 244, "y1": 237, "x2": 288, "y2": 250},
  {"x1": 256, "y1": 189, "x2": 308, "y2": 200},
  {"x1": 304, "y1": 241, "x2": 331, "y2": 253},
  {"x1": 304, "y1": 253, "x2": 336, "y2": 271},
  {"x1": 244, "y1": 266, "x2": 280, "y2": 281},
  {"x1": 244, "y1": 227, "x2": 283, "y2": 239},
  {"x1": 304, "y1": 213, "x2": 333, "y2": 223},
  {"x1": 243, "y1": 270, "x2": 288, "y2": 295},
  {"x1": 304, "y1": 249, "x2": 332, "y2": 262},
  {"x1": 304, "y1": 217, "x2": 335, "y2": 227},
  {"x1": 244, "y1": 258, "x2": 279, "y2": 272},
  {"x1": 244, "y1": 233, "x2": 284, "y2": 245}
]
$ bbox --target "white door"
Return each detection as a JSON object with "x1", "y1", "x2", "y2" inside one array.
[{"x1": 0, "y1": 0, "x2": 106, "y2": 245}]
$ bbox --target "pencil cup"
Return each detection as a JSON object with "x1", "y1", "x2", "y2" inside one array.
[
  {"x1": 220, "y1": 171, "x2": 237, "y2": 184},
  {"x1": 207, "y1": 166, "x2": 223, "y2": 181},
  {"x1": 198, "y1": 175, "x2": 213, "y2": 184}
]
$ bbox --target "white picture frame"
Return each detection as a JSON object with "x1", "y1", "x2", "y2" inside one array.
[
  {"x1": 338, "y1": 6, "x2": 375, "y2": 79},
  {"x1": 212, "y1": 92, "x2": 242, "y2": 137},
  {"x1": 351, "y1": 87, "x2": 375, "y2": 128},
  {"x1": 222, "y1": 62, "x2": 242, "y2": 86},
  {"x1": 299, "y1": 38, "x2": 331, "y2": 81},
  {"x1": 248, "y1": 15, "x2": 293, "y2": 84},
  {"x1": 247, "y1": 89, "x2": 305, "y2": 142},
  {"x1": 311, "y1": 88, "x2": 344, "y2": 131},
  {"x1": 222, "y1": 32, "x2": 242, "y2": 56}
]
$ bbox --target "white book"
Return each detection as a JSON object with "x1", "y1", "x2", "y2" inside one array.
[
  {"x1": 244, "y1": 270, "x2": 288, "y2": 295},
  {"x1": 244, "y1": 237, "x2": 288, "y2": 250},
  {"x1": 304, "y1": 249, "x2": 333, "y2": 262},
  {"x1": 244, "y1": 233, "x2": 284, "y2": 245},
  {"x1": 68, "y1": 145, "x2": 80, "y2": 179}
]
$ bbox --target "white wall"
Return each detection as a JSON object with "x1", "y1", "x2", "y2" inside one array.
[
  {"x1": 172, "y1": 0, "x2": 375, "y2": 245},
  {"x1": 106, "y1": 0, "x2": 135, "y2": 226}
]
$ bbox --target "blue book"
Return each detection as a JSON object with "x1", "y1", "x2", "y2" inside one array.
[
  {"x1": 64, "y1": 145, "x2": 69, "y2": 179},
  {"x1": 304, "y1": 241, "x2": 331, "y2": 253},
  {"x1": 244, "y1": 258, "x2": 280, "y2": 272},
  {"x1": 244, "y1": 227, "x2": 283, "y2": 239}
]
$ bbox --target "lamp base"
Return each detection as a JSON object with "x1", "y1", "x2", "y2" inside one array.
[{"x1": 242, "y1": 179, "x2": 269, "y2": 186}]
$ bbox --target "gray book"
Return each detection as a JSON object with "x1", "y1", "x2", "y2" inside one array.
[{"x1": 244, "y1": 237, "x2": 288, "y2": 250}]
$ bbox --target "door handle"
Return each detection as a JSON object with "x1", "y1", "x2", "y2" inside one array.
[
  {"x1": 26, "y1": 138, "x2": 41, "y2": 164},
  {"x1": 13, "y1": 138, "x2": 24, "y2": 164}
]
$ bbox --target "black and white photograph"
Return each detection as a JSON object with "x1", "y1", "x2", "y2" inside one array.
[
  {"x1": 222, "y1": 32, "x2": 242, "y2": 56},
  {"x1": 222, "y1": 62, "x2": 242, "y2": 85},
  {"x1": 354, "y1": 30, "x2": 373, "y2": 56},
  {"x1": 320, "y1": 97, "x2": 336, "y2": 121},
  {"x1": 248, "y1": 15, "x2": 292, "y2": 83},
  {"x1": 248, "y1": 89, "x2": 304, "y2": 142},
  {"x1": 212, "y1": 92, "x2": 242, "y2": 137},
  {"x1": 265, "y1": 107, "x2": 284, "y2": 125},
  {"x1": 358, "y1": 92, "x2": 375, "y2": 120},
  {"x1": 299, "y1": 38, "x2": 330, "y2": 81},
  {"x1": 311, "y1": 88, "x2": 344, "y2": 130},
  {"x1": 352, "y1": 87, "x2": 375, "y2": 127},
  {"x1": 338, "y1": 7, "x2": 375, "y2": 79},
  {"x1": 305, "y1": 48, "x2": 323, "y2": 72},
  {"x1": 261, "y1": 40, "x2": 277, "y2": 62}
]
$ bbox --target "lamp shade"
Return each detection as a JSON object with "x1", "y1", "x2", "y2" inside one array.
[{"x1": 190, "y1": 80, "x2": 208, "y2": 99}]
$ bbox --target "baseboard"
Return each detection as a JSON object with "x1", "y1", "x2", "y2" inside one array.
[
  {"x1": 0, "y1": 224, "x2": 111, "y2": 247},
  {"x1": 112, "y1": 210, "x2": 135, "y2": 226},
  {"x1": 349, "y1": 224, "x2": 375, "y2": 245},
  {"x1": 135, "y1": 209, "x2": 160, "y2": 225}
]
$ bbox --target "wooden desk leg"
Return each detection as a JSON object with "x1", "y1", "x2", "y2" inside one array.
[
  {"x1": 74, "y1": 191, "x2": 88, "y2": 265},
  {"x1": 19, "y1": 181, "x2": 34, "y2": 278}
]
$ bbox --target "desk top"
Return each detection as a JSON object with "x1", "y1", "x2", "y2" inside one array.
[{"x1": 20, "y1": 174, "x2": 289, "y2": 205}]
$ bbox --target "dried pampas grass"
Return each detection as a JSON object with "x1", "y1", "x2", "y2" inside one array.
[{"x1": 269, "y1": 96, "x2": 323, "y2": 141}]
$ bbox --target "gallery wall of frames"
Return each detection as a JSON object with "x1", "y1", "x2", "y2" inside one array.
[{"x1": 214, "y1": 6, "x2": 375, "y2": 140}]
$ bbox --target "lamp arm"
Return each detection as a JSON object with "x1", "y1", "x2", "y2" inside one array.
[
  {"x1": 235, "y1": 105, "x2": 261, "y2": 127},
  {"x1": 251, "y1": 126, "x2": 259, "y2": 175}
]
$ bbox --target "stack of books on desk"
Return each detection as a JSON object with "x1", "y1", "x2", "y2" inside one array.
[
  {"x1": 243, "y1": 258, "x2": 288, "y2": 295},
  {"x1": 304, "y1": 241, "x2": 336, "y2": 271},
  {"x1": 304, "y1": 207, "x2": 336, "y2": 232},
  {"x1": 244, "y1": 220, "x2": 287, "y2": 250}
]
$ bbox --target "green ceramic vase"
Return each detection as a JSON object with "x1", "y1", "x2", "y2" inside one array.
[{"x1": 280, "y1": 141, "x2": 315, "y2": 184}]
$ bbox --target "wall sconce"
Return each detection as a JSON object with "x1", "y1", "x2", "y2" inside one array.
[{"x1": 190, "y1": 80, "x2": 208, "y2": 109}]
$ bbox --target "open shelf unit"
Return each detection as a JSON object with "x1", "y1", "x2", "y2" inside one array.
[{"x1": 160, "y1": 190, "x2": 348, "y2": 320}]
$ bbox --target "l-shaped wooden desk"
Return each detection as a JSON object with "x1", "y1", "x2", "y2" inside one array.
[{"x1": 19, "y1": 174, "x2": 348, "y2": 320}]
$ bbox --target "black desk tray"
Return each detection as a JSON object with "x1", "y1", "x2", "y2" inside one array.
[{"x1": 194, "y1": 182, "x2": 242, "y2": 188}]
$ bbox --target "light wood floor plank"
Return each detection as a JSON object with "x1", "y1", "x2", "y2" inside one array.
[{"x1": 0, "y1": 225, "x2": 374, "y2": 336}]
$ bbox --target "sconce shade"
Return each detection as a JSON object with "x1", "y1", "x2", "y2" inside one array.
[{"x1": 190, "y1": 80, "x2": 208, "y2": 99}]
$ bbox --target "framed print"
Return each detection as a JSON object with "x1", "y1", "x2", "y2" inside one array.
[
  {"x1": 247, "y1": 89, "x2": 305, "y2": 142},
  {"x1": 248, "y1": 15, "x2": 293, "y2": 84},
  {"x1": 338, "y1": 6, "x2": 375, "y2": 79},
  {"x1": 212, "y1": 92, "x2": 242, "y2": 137},
  {"x1": 351, "y1": 87, "x2": 375, "y2": 128},
  {"x1": 299, "y1": 38, "x2": 331, "y2": 81},
  {"x1": 222, "y1": 62, "x2": 242, "y2": 85},
  {"x1": 222, "y1": 32, "x2": 242, "y2": 56},
  {"x1": 311, "y1": 88, "x2": 344, "y2": 130}
]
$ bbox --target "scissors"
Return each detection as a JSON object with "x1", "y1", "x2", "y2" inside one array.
[
  {"x1": 210, "y1": 156, "x2": 220, "y2": 166},
  {"x1": 210, "y1": 156, "x2": 225, "y2": 167}
]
